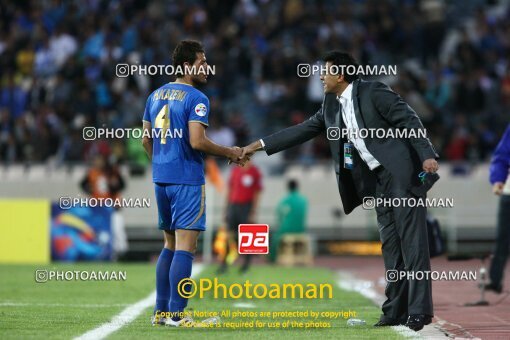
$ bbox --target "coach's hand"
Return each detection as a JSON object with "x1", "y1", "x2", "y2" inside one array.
[
  {"x1": 228, "y1": 146, "x2": 244, "y2": 166},
  {"x1": 239, "y1": 140, "x2": 263, "y2": 162},
  {"x1": 422, "y1": 158, "x2": 439, "y2": 173}
]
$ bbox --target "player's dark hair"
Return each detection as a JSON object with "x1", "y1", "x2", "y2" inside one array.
[
  {"x1": 288, "y1": 179, "x2": 298, "y2": 192},
  {"x1": 322, "y1": 50, "x2": 359, "y2": 83},
  {"x1": 172, "y1": 40, "x2": 204, "y2": 75}
]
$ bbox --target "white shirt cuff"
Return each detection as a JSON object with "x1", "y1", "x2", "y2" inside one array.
[{"x1": 259, "y1": 139, "x2": 266, "y2": 150}]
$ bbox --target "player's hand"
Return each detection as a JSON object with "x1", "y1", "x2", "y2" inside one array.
[
  {"x1": 228, "y1": 141, "x2": 261, "y2": 166},
  {"x1": 422, "y1": 158, "x2": 438, "y2": 173},
  {"x1": 236, "y1": 146, "x2": 252, "y2": 166},
  {"x1": 492, "y1": 182, "x2": 504, "y2": 195},
  {"x1": 228, "y1": 146, "x2": 244, "y2": 166},
  {"x1": 238, "y1": 140, "x2": 262, "y2": 163}
]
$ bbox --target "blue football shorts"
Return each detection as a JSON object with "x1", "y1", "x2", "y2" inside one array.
[{"x1": 154, "y1": 183, "x2": 206, "y2": 231}]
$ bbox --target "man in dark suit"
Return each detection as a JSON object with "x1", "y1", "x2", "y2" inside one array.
[{"x1": 240, "y1": 51, "x2": 439, "y2": 331}]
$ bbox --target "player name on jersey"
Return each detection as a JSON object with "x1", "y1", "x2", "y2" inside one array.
[{"x1": 153, "y1": 89, "x2": 188, "y2": 101}]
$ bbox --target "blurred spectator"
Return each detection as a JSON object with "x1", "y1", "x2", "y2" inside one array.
[
  {"x1": 269, "y1": 179, "x2": 308, "y2": 263},
  {"x1": 80, "y1": 155, "x2": 128, "y2": 258},
  {"x1": 1, "y1": 73, "x2": 27, "y2": 119},
  {"x1": 80, "y1": 155, "x2": 124, "y2": 199},
  {"x1": 0, "y1": 0, "x2": 508, "y2": 168}
]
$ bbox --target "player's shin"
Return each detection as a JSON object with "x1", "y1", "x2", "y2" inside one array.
[
  {"x1": 169, "y1": 250, "x2": 194, "y2": 320},
  {"x1": 154, "y1": 248, "x2": 174, "y2": 314}
]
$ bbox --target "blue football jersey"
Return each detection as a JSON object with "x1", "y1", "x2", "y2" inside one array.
[{"x1": 142, "y1": 82, "x2": 209, "y2": 185}]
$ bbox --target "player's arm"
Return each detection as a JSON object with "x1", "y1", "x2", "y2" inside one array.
[
  {"x1": 189, "y1": 122, "x2": 242, "y2": 162},
  {"x1": 142, "y1": 120, "x2": 153, "y2": 161}
]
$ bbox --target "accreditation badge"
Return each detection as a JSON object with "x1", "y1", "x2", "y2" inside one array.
[{"x1": 344, "y1": 142, "x2": 354, "y2": 169}]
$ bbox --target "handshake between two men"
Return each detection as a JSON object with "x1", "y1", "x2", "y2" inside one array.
[
  {"x1": 227, "y1": 140, "x2": 264, "y2": 166},
  {"x1": 226, "y1": 139, "x2": 439, "y2": 173}
]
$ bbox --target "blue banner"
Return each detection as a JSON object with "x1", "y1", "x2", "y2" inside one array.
[{"x1": 51, "y1": 204, "x2": 113, "y2": 261}]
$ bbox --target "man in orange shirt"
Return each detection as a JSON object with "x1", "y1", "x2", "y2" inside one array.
[{"x1": 80, "y1": 155, "x2": 125, "y2": 200}]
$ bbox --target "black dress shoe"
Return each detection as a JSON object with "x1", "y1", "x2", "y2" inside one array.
[
  {"x1": 405, "y1": 314, "x2": 432, "y2": 331},
  {"x1": 479, "y1": 282, "x2": 503, "y2": 294},
  {"x1": 374, "y1": 317, "x2": 406, "y2": 327},
  {"x1": 374, "y1": 320, "x2": 399, "y2": 327}
]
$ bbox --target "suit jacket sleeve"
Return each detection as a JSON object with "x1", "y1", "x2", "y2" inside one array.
[
  {"x1": 261, "y1": 107, "x2": 325, "y2": 155},
  {"x1": 370, "y1": 81, "x2": 439, "y2": 163}
]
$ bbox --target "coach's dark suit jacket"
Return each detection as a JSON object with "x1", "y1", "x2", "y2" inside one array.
[{"x1": 262, "y1": 79, "x2": 438, "y2": 214}]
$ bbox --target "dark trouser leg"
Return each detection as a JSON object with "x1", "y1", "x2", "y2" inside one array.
[
  {"x1": 392, "y1": 192, "x2": 433, "y2": 316},
  {"x1": 375, "y1": 167, "x2": 433, "y2": 318},
  {"x1": 379, "y1": 217, "x2": 409, "y2": 322},
  {"x1": 489, "y1": 195, "x2": 510, "y2": 287},
  {"x1": 375, "y1": 169, "x2": 408, "y2": 323}
]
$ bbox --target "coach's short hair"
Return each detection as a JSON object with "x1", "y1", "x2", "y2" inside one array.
[
  {"x1": 172, "y1": 40, "x2": 204, "y2": 71},
  {"x1": 322, "y1": 50, "x2": 359, "y2": 83}
]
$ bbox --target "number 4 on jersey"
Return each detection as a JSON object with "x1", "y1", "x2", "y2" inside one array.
[{"x1": 155, "y1": 104, "x2": 170, "y2": 144}]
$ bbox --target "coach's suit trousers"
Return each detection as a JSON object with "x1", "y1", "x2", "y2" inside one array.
[{"x1": 374, "y1": 166, "x2": 433, "y2": 321}]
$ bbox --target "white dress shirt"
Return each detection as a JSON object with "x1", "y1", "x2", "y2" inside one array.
[{"x1": 338, "y1": 83, "x2": 381, "y2": 170}]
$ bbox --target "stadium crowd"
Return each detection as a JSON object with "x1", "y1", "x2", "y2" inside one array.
[{"x1": 0, "y1": 0, "x2": 509, "y2": 169}]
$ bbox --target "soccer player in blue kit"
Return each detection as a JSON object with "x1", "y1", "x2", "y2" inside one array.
[{"x1": 142, "y1": 40, "x2": 243, "y2": 327}]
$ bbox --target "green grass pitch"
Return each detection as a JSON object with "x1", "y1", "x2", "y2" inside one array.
[{"x1": 0, "y1": 263, "x2": 404, "y2": 339}]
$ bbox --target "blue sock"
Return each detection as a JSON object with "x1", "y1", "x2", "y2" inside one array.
[
  {"x1": 154, "y1": 248, "x2": 174, "y2": 314},
  {"x1": 169, "y1": 250, "x2": 194, "y2": 320}
]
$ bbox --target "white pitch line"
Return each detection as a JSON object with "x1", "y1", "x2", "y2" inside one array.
[
  {"x1": 74, "y1": 263, "x2": 204, "y2": 340},
  {"x1": 337, "y1": 270, "x2": 448, "y2": 339},
  {"x1": 73, "y1": 291, "x2": 157, "y2": 340},
  {"x1": 232, "y1": 302, "x2": 256, "y2": 308},
  {"x1": 0, "y1": 302, "x2": 130, "y2": 308}
]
